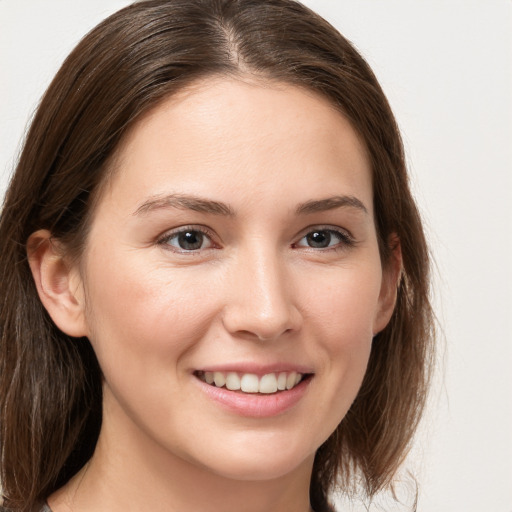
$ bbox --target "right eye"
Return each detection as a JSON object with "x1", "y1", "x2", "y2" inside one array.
[{"x1": 159, "y1": 228, "x2": 214, "y2": 252}]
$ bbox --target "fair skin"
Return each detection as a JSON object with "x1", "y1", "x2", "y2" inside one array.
[{"x1": 29, "y1": 77, "x2": 400, "y2": 512}]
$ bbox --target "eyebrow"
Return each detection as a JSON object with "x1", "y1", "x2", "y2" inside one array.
[
  {"x1": 134, "y1": 193, "x2": 235, "y2": 217},
  {"x1": 134, "y1": 193, "x2": 367, "y2": 217},
  {"x1": 296, "y1": 195, "x2": 368, "y2": 215}
]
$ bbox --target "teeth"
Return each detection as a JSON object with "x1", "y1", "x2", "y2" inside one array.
[
  {"x1": 286, "y1": 371, "x2": 297, "y2": 390},
  {"x1": 259, "y1": 374, "x2": 278, "y2": 394},
  {"x1": 225, "y1": 372, "x2": 241, "y2": 391},
  {"x1": 277, "y1": 372, "x2": 287, "y2": 391},
  {"x1": 213, "y1": 372, "x2": 225, "y2": 387},
  {"x1": 199, "y1": 371, "x2": 306, "y2": 394},
  {"x1": 240, "y1": 374, "x2": 259, "y2": 393}
]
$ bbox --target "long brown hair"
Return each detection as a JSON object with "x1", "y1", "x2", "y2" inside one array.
[{"x1": 0, "y1": 1, "x2": 434, "y2": 511}]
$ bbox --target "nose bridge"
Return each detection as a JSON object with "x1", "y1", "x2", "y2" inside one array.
[{"x1": 222, "y1": 243, "x2": 300, "y2": 340}]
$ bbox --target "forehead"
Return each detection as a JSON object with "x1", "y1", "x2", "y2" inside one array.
[{"x1": 100, "y1": 77, "x2": 373, "y2": 216}]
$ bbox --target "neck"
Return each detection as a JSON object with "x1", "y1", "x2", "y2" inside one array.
[{"x1": 49, "y1": 396, "x2": 315, "y2": 512}]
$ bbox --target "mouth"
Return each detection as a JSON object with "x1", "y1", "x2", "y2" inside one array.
[{"x1": 194, "y1": 370, "x2": 311, "y2": 394}]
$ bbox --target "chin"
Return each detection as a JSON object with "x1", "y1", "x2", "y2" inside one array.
[{"x1": 183, "y1": 430, "x2": 319, "y2": 482}]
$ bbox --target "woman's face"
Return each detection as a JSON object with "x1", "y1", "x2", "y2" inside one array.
[{"x1": 74, "y1": 78, "x2": 396, "y2": 482}]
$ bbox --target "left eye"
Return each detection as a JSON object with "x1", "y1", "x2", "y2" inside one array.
[
  {"x1": 295, "y1": 229, "x2": 348, "y2": 249},
  {"x1": 163, "y1": 229, "x2": 213, "y2": 251}
]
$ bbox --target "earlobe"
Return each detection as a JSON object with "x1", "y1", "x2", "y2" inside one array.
[
  {"x1": 373, "y1": 234, "x2": 402, "y2": 336},
  {"x1": 27, "y1": 230, "x2": 88, "y2": 338}
]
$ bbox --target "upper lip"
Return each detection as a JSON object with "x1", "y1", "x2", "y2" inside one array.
[{"x1": 194, "y1": 363, "x2": 314, "y2": 376}]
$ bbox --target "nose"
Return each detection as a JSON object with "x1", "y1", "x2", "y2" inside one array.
[{"x1": 221, "y1": 248, "x2": 302, "y2": 341}]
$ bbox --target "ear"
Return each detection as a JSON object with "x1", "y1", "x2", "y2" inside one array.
[
  {"x1": 27, "y1": 229, "x2": 88, "y2": 338},
  {"x1": 373, "y1": 234, "x2": 402, "y2": 335}
]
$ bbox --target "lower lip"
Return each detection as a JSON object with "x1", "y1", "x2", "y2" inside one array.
[{"x1": 195, "y1": 377, "x2": 312, "y2": 418}]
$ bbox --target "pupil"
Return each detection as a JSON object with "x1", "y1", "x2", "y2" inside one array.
[
  {"x1": 179, "y1": 231, "x2": 203, "y2": 250},
  {"x1": 308, "y1": 231, "x2": 330, "y2": 248}
]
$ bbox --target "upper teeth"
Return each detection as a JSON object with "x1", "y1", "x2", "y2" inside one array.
[{"x1": 199, "y1": 371, "x2": 303, "y2": 394}]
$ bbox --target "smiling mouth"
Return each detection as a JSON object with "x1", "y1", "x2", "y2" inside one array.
[{"x1": 194, "y1": 370, "x2": 310, "y2": 394}]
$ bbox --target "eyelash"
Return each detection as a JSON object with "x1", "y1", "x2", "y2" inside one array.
[
  {"x1": 157, "y1": 226, "x2": 217, "y2": 253},
  {"x1": 157, "y1": 225, "x2": 355, "y2": 254},
  {"x1": 293, "y1": 226, "x2": 356, "y2": 252}
]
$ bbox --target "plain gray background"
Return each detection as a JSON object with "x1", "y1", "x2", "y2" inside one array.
[{"x1": 1, "y1": 1, "x2": 511, "y2": 510}]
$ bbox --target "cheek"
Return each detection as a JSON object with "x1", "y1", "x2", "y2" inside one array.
[
  {"x1": 82, "y1": 255, "x2": 220, "y2": 375},
  {"x1": 305, "y1": 261, "x2": 383, "y2": 342},
  {"x1": 81, "y1": 259, "x2": 225, "y2": 432},
  {"x1": 302, "y1": 262, "x2": 381, "y2": 407}
]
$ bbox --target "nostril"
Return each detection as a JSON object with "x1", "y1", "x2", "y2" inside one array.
[
  {"x1": 221, "y1": 303, "x2": 302, "y2": 342},
  {"x1": 254, "y1": 327, "x2": 294, "y2": 341}
]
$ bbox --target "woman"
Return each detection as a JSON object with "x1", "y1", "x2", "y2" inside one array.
[{"x1": 0, "y1": 1, "x2": 434, "y2": 511}]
